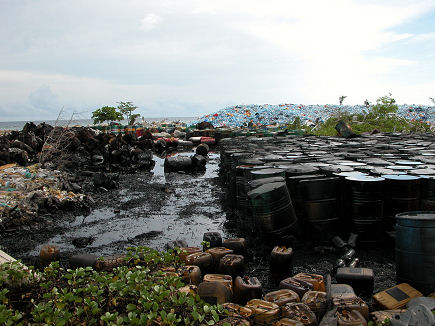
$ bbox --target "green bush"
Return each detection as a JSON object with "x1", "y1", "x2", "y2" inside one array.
[
  {"x1": 307, "y1": 94, "x2": 432, "y2": 136},
  {"x1": 0, "y1": 247, "x2": 228, "y2": 325}
]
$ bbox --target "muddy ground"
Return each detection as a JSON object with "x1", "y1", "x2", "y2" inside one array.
[{"x1": 0, "y1": 149, "x2": 396, "y2": 303}]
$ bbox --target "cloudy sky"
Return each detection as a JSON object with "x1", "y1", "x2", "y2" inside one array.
[{"x1": 0, "y1": 0, "x2": 434, "y2": 121}]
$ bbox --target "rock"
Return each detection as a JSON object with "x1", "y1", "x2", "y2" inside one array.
[
  {"x1": 92, "y1": 172, "x2": 119, "y2": 189},
  {"x1": 8, "y1": 147, "x2": 29, "y2": 165}
]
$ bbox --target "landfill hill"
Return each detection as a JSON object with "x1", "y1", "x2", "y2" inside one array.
[{"x1": 191, "y1": 104, "x2": 435, "y2": 128}]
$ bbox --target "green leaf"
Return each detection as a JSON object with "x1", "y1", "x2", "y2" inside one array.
[{"x1": 127, "y1": 304, "x2": 136, "y2": 312}]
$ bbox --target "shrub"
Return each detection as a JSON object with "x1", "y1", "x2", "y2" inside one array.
[{"x1": 0, "y1": 247, "x2": 228, "y2": 325}]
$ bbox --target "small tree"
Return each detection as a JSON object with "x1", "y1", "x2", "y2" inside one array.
[
  {"x1": 91, "y1": 106, "x2": 123, "y2": 124},
  {"x1": 430, "y1": 97, "x2": 435, "y2": 104},
  {"x1": 371, "y1": 93, "x2": 398, "y2": 117},
  {"x1": 117, "y1": 101, "x2": 140, "y2": 125},
  {"x1": 339, "y1": 95, "x2": 347, "y2": 105}
]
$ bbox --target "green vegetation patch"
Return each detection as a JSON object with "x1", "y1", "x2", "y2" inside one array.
[
  {"x1": 288, "y1": 94, "x2": 433, "y2": 136},
  {"x1": 0, "y1": 247, "x2": 228, "y2": 325}
]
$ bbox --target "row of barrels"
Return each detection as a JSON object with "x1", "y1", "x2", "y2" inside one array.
[{"x1": 219, "y1": 132, "x2": 435, "y2": 244}]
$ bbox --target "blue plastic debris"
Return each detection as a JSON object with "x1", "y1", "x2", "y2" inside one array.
[{"x1": 190, "y1": 104, "x2": 435, "y2": 128}]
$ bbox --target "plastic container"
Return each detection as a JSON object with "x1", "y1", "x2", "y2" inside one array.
[
  {"x1": 301, "y1": 290, "x2": 327, "y2": 320},
  {"x1": 245, "y1": 299, "x2": 280, "y2": 324},
  {"x1": 178, "y1": 285, "x2": 198, "y2": 296},
  {"x1": 281, "y1": 302, "x2": 317, "y2": 326},
  {"x1": 215, "y1": 317, "x2": 250, "y2": 326},
  {"x1": 177, "y1": 265, "x2": 201, "y2": 285},
  {"x1": 203, "y1": 274, "x2": 233, "y2": 293},
  {"x1": 330, "y1": 284, "x2": 356, "y2": 300},
  {"x1": 203, "y1": 232, "x2": 223, "y2": 248},
  {"x1": 332, "y1": 296, "x2": 369, "y2": 320},
  {"x1": 265, "y1": 289, "x2": 300, "y2": 306},
  {"x1": 94, "y1": 255, "x2": 126, "y2": 271},
  {"x1": 279, "y1": 277, "x2": 314, "y2": 298},
  {"x1": 185, "y1": 252, "x2": 213, "y2": 273},
  {"x1": 178, "y1": 247, "x2": 202, "y2": 263},
  {"x1": 373, "y1": 283, "x2": 422, "y2": 310},
  {"x1": 222, "y1": 303, "x2": 253, "y2": 318},
  {"x1": 218, "y1": 254, "x2": 245, "y2": 277},
  {"x1": 336, "y1": 308, "x2": 367, "y2": 326},
  {"x1": 274, "y1": 318, "x2": 304, "y2": 326},
  {"x1": 198, "y1": 281, "x2": 232, "y2": 305},
  {"x1": 369, "y1": 310, "x2": 406, "y2": 324},
  {"x1": 335, "y1": 267, "x2": 374, "y2": 295},
  {"x1": 270, "y1": 246, "x2": 293, "y2": 275},
  {"x1": 206, "y1": 247, "x2": 233, "y2": 268},
  {"x1": 234, "y1": 276, "x2": 262, "y2": 304},
  {"x1": 222, "y1": 238, "x2": 247, "y2": 255},
  {"x1": 293, "y1": 273, "x2": 325, "y2": 292},
  {"x1": 39, "y1": 244, "x2": 60, "y2": 267}
]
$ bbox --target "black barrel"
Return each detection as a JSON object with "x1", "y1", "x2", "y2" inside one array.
[
  {"x1": 345, "y1": 175, "x2": 385, "y2": 243},
  {"x1": 420, "y1": 176, "x2": 435, "y2": 210},
  {"x1": 286, "y1": 174, "x2": 326, "y2": 219},
  {"x1": 383, "y1": 174, "x2": 421, "y2": 231},
  {"x1": 395, "y1": 211, "x2": 435, "y2": 294},
  {"x1": 235, "y1": 165, "x2": 267, "y2": 218},
  {"x1": 250, "y1": 168, "x2": 285, "y2": 180},
  {"x1": 248, "y1": 181, "x2": 299, "y2": 244},
  {"x1": 299, "y1": 177, "x2": 341, "y2": 242}
]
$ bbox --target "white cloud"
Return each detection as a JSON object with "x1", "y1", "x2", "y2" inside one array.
[
  {"x1": 140, "y1": 13, "x2": 162, "y2": 31},
  {"x1": 0, "y1": 0, "x2": 434, "y2": 121}
]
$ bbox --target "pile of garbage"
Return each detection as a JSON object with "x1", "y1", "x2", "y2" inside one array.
[
  {"x1": 0, "y1": 164, "x2": 89, "y2": 228},
  {"x1": 40, "y1": 231, "x2": 435, "y2": 326},
  {"x1": 0, "y1": 121, "x2": 219, "y2": 229},
  {"x1": 191, "y1": 104, "x2": 435, "y2": 128}
]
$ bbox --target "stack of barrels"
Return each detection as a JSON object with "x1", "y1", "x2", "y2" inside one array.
[{"x1": 219, "y1": 132, "x2": 435, "y2": 244}]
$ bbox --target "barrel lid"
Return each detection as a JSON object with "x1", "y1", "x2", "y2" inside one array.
[
  {"x1": 386, "y1": 165, "x2": 413, "y2": 170},
  {"x1": 251, "y1": 168, "x2": 285, "y2": 175},
  {"x1": 238, "y1": 158, "x2": 265, "y2": 165},
  {"x1": 283, "y1": 164, "x2": 319, "y2": 174},
  {"x1": 370, "y1": 167, "x2": 406, "y2": 175},
  {"x1": 396, "y1": 211, "x2": 435, "y2": 226},
  {"x1": 345, "y1": 175, "x2": 385, "y2": 182},
  {"x1": 249, "y1": 176, "x2": 285, "y2": 188},
  {"x1": 248, "y1": 181, "x2": 286, "y2": 198},
  {"x1": 410, "y1": 168, "x2": 435, "y2": 175},
  {"x1": 382, "y1": 174, "x2": 420, "y2": 181},
  {"x1": 338, "y1": 161, "x2": 367, "y2": 167},
  {"x1": 333, "y1": 171, "x2": 368, "y2": 177},
  {"x1": 395, "y1": 160, "x2": 424, "y2": 166},
  {"x1": 305, "y1": 162, "x2": 331, "y2": 167},
  {"x1": 320, "y1": 165, "x2": 354, "y2": 173}
]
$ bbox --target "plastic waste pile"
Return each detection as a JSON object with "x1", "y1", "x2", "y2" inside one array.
[
  {"x1": 0, "y1": 163, "x2": 86, "y2": 228},
  {"x1": 191, "y1": 104, "x2": 435, "y2": 128}
]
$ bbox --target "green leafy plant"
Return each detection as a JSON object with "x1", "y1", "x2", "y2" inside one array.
[
  {"x1": 310, "y1": 94, "x2": 432, "y2": 136},
  {"x1": 91, "y1": 106, "x2": 123, "y2": 125},
  {"x1": 117, "y1": 101, "x2": 140, "y2": 125},
  {"x1": 0, "y1": 247, "x2": 229, "y2": 325}
]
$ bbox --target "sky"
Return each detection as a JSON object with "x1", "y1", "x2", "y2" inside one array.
[{"x1": 0, "y1": 0, "x2": 435, "y2": 121}]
